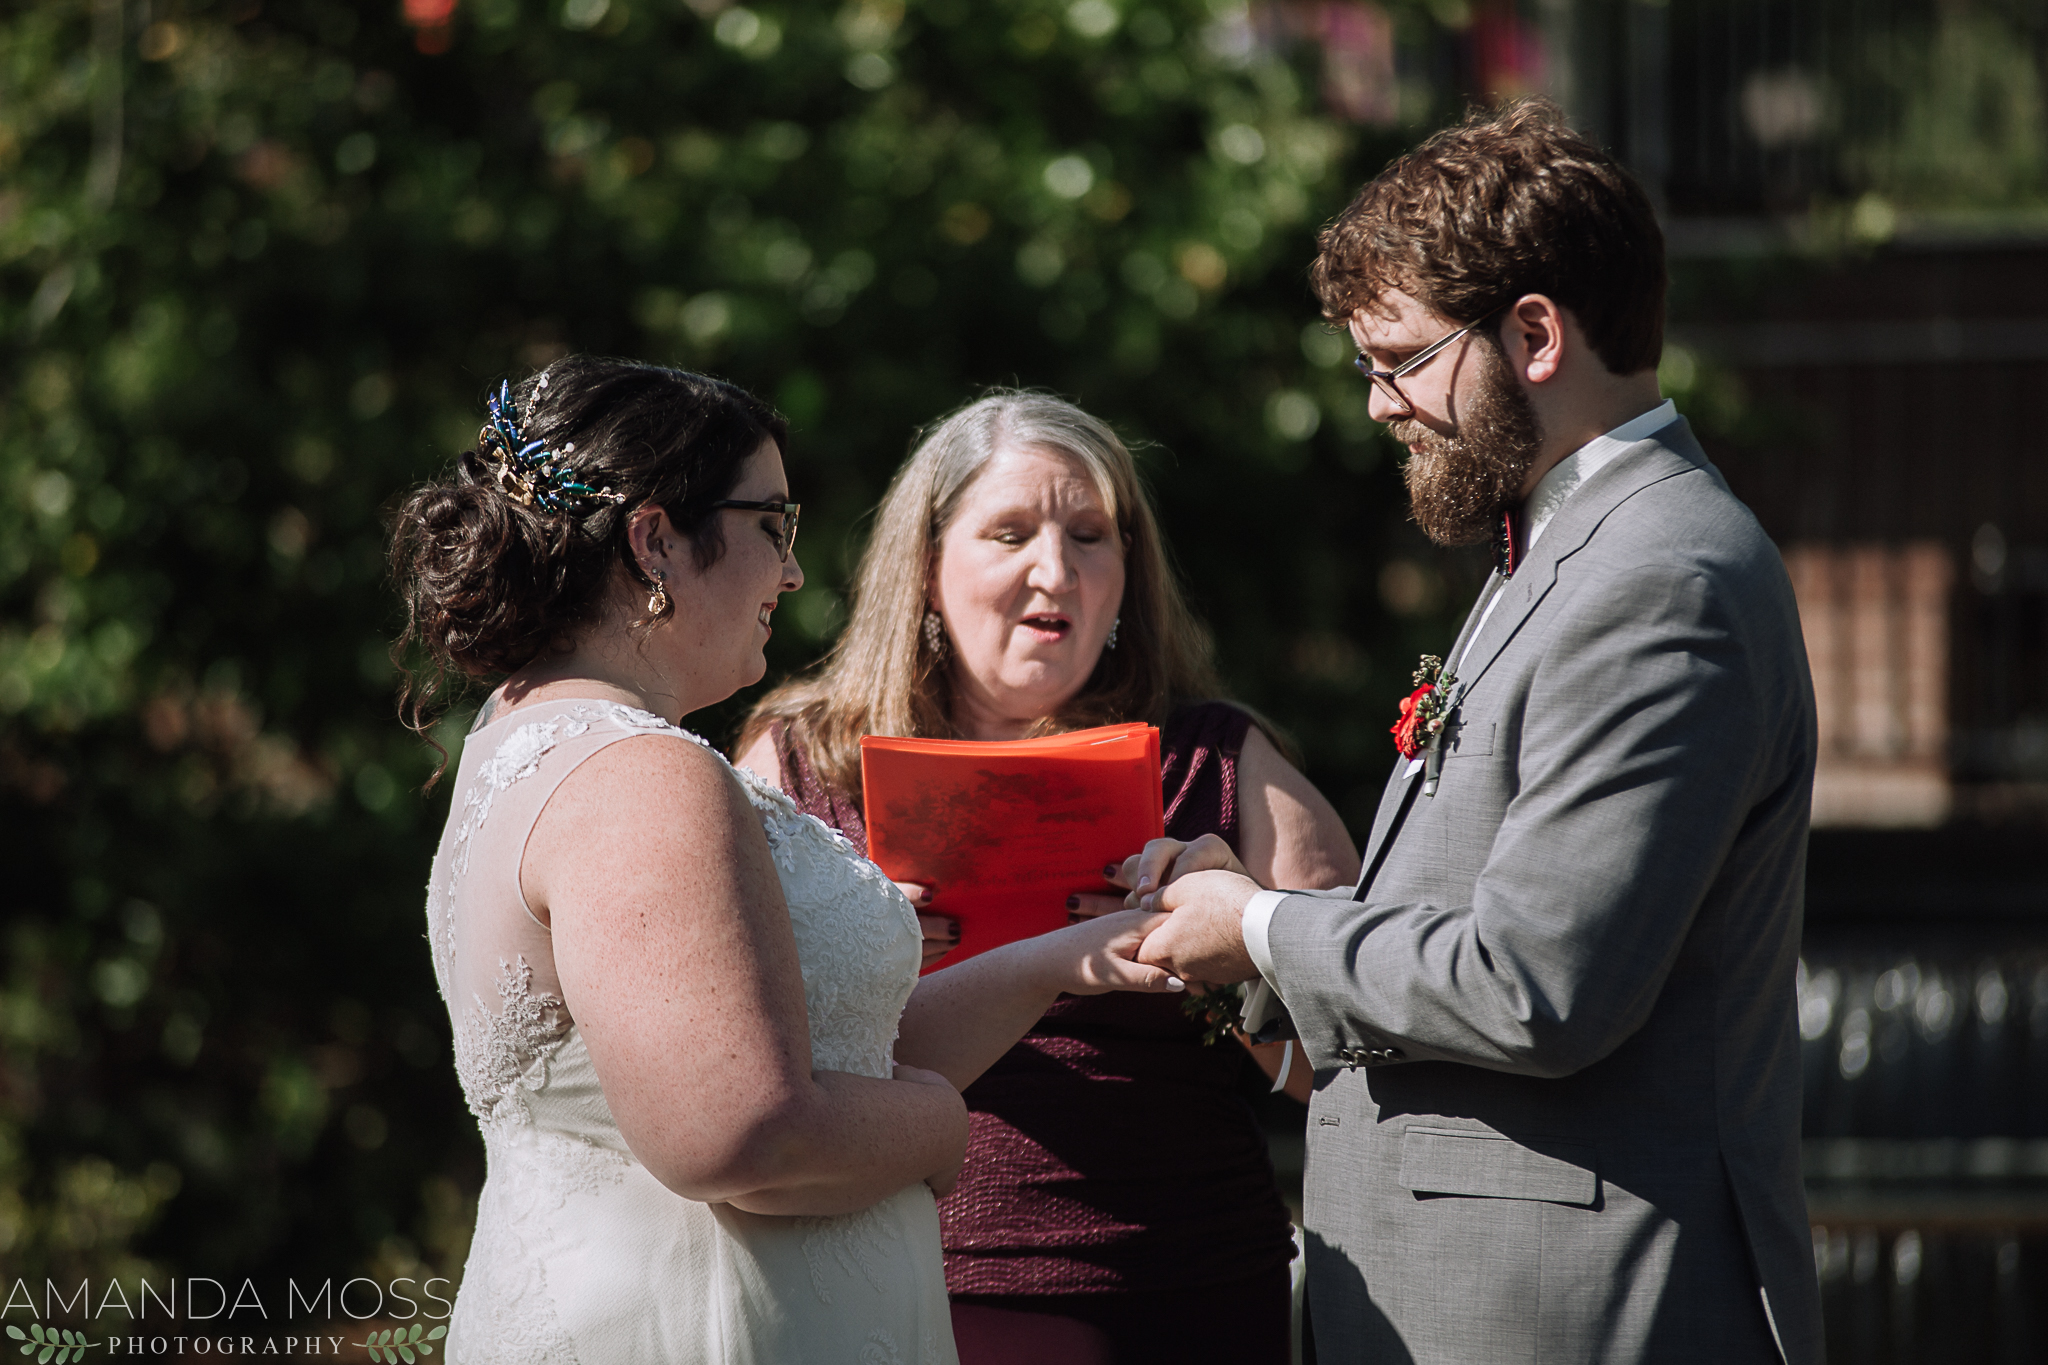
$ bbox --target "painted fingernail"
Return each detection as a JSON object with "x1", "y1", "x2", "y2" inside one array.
[
  {"x1": 948, "y1": 922, "x2": 961, "y2": 941},
  {"x1": 1102, "y1": 864, "x2": 1119, "y2": 878},
  {"x1": 1065, "y1": 895, "x2": 1080, "y2": 909},
  {"x1": 1166, "y1": 977, "x2": 1186, "y2": 991}
]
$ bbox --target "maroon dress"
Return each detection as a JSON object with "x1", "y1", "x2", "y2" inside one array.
[{"x1": 772, "y1": 702, "x2": 1295, "y2": 1362}]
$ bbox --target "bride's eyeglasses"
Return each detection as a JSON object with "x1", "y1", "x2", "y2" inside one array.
[{"x1": 710, "y1": 499, "x2": 801, "y2": 562}]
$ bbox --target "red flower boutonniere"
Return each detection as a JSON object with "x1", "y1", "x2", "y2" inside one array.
[{"x1": 1391, "y1": 654, "x2": 1459, "y2": 760}]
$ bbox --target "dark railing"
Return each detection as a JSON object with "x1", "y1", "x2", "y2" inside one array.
[
  {"x1": 1252, "y1": 837, "x2": 2048, "y2": 1362},
  {"x1": 1799, "y1": 943, "x2": 2048, "y2": 1362}
]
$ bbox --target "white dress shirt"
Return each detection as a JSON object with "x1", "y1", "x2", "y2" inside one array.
[{"x1": 1240, "y1": 398, "x2": 1680, "y2": 988}]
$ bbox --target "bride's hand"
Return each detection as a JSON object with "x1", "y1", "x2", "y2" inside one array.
[
  {"x1": 891, "y1": 1064, "x2": 967, "y2": 1196},
  {"x1": 1027, "y1": 910, "x2": 1184, "y2": 997}
]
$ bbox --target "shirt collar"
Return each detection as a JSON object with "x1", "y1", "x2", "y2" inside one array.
[{"x1": 1523, "y1": 399, "x2": 1679, "y2": 550}]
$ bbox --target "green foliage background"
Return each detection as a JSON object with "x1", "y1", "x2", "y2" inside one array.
[
  {"x1": 8, "y1": 0, "x2": 2043, "y2": 1298},
  {"x1": 1, "y1": 0, "x2": 1469, "y2": 1290}
]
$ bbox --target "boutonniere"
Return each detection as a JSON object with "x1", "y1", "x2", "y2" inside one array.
[
  {"x1": 1180, "y1": 980, "x2": 1250, "y2": 1045},
  {"x1": 1392, "y1": 654, "x2": 1460, "y2": 796}
]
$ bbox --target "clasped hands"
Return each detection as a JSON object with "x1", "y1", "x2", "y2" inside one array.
[
  {"x1": 1096, "y1": 834, "x2": 1264, "y2": 987},
  {"x1": 894, "y1": 832, "x2": 1262, "y2": 982}
]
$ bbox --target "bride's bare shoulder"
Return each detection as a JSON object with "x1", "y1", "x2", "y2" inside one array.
[
  {"x1": 523, "y1": 728, "x2": 777, "y2": 924},
  {"x1": 558, "y1": 727, "x2": 743, "y2": 813}
]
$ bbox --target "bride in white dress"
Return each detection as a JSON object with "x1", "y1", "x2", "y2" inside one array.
[{"x1": 390, "y1": 358, "x2": 1183, "y2": 1364}]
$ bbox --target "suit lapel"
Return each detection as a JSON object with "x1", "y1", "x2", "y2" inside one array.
[
  {"x1": 1347, "y1": 420, "x2": 1715, "y2": 897},
  {"x1": 1350, "y1": 571, "x2": 1508, "y2": 895},
  {"x1": 1446, "y1": 570, "x2": 1508, "y2": 672},
  {"x1": 1452, "y1": 420, "x2": 1712, "y2": 698}
]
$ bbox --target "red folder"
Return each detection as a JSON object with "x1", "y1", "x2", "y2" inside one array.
[{"x1": 860, "y1": 723, "x2": 1165, "y2": 973}]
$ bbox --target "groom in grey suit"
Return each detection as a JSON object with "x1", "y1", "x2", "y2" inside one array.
[{"x1": 1131, "y1": 101, "x2": 1823, "y2": 1363}]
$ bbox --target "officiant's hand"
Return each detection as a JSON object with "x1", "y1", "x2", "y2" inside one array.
[
  {"x1": 892, "y1": 881, "x2": 961, "y2": 967},
  {"x1": 1065, "y1": 892, "x2": 1127, "y2": 922},
  {"x1": 1132, "y1": 870, "x2": 1262, "y2": 986}
]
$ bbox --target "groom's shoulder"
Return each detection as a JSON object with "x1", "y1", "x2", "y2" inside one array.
[{"x1": 1587, "y1": 433, "x2": 1783, "y2": 588}]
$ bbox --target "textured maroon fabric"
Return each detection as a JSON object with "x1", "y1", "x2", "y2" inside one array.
[
  {"x1": 773, "y1": 723, "x2": 869, "y2": 853},
  {"x1": 774, "y1": 703, "x2": 1296, "y2": 1304}
]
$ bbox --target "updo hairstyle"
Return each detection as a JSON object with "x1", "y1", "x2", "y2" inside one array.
[{"x1": 390, "y1": 356, "x2": 786, "y2": 732}]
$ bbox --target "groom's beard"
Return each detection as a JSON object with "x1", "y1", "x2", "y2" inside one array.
[{"x1": 1387, "y1": 349, "x2": 1545, "y2": 547}]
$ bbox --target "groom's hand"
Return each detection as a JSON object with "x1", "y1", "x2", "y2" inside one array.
[
  {"x1": 1111, "y1": 834, "x2": 1250, "y2": 910},
  {"x1": 1134, "y1": 869, "x2": 1262, "y2": 985}
]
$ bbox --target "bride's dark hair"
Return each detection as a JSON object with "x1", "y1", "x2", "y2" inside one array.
[{"x1": 388, "y1": 356, "x2": 785, "y2": 745}]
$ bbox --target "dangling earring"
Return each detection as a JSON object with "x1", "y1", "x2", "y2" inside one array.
[
  {"x1": 1105, "y1": 615, "x2": 1120, "y2": 651},
  {"x1": 646, "y1": 568, "x2": 669, "y2": 617},
  {"x1": 922, "y1": 609, "x2": 946, "y2": 656}
]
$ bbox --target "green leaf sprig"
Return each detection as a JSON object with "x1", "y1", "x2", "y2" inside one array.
[
  {"x1": 353, "y1": 1323, "x2": 449, "y2": 1363},
  {"x1": 7, "y1": 1324, "x2": 102, "y2": 1363}
]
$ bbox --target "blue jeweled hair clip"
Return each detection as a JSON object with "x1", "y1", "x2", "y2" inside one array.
[{"x1": 478, "y1": 377, "x2": 627, "y2": 516}]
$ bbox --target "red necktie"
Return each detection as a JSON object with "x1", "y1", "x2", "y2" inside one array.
[{"x1": 1494, "y1": 508, "x2": 1521, "y2": 578}]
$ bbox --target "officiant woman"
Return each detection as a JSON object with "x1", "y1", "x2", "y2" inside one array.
[{"x1": 736, "y1": 392, "x2": 1360, "y2": 1364}]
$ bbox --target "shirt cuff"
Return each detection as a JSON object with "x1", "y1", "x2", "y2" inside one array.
[{"x1": 1242, "y1": 888, "x2": 1289, "y2": 981}]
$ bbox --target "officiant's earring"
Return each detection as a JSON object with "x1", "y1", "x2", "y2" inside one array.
[
  {"x1": 646, "y1": 568, "x2": 669, "y2": 617},
  {"x1": 1105, "y1": 616, "x2": 1120, "y2": 650},
  {"x1": 922, "y1": 609, "x2": 946, "y2": 657}
]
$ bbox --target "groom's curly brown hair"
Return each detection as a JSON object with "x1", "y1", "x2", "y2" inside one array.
[{"x1": 1312, "y1": 98, "x2": 1666, "y2": 376}]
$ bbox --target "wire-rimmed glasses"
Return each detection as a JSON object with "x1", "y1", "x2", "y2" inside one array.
[
  {"x1": 1353, "y1": 312, "x2": 1500, "y2": 417},
  {"x1": 709, "y1": 499, "x2": 801, "y2": 562}
]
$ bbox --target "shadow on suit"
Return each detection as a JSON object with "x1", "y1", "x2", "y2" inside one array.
[{"x1": 1301, "y1": 1224, "x2": 1415, "y2": 1365}]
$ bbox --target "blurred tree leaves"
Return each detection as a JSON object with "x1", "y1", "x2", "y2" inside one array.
[
  {"x1": 12, "y1": 0, "x2": 2037, "y2": 1298},
  {"x1": 1, "y1": 0, "x2": 1460, "y2": 1289},
  {"x1": 1842, "y1": 3, "x2": 2048, "y2": 211}
]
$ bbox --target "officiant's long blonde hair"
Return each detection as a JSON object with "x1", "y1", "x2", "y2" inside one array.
[{"x1": 739, "y1": 391, "x2": 1227, "y2": 803}]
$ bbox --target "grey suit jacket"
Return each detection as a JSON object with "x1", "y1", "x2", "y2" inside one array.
[{"x1": 1263, "y1": 420, "x2": 1822, "y2": 1364}]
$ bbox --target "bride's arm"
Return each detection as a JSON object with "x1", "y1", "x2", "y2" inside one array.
[
  {"x1": 893, "y1": 911, "x2": 1184, "y2": 1090},
  {"x1": 530, "y1": 734, "x2": 966, "y2": 1218}
]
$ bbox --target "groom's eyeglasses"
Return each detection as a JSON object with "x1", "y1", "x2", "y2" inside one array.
[
  {"x1": 1353, "y1": 311, "x2": 1502, "y2": 417},
  {"x1": 710, "y1": 500, "x2": 802, "y2": 562}
]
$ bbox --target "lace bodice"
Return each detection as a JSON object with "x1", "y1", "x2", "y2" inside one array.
[
  {"x1": 423, "y1": 697, "x2": 950, "y2": 1365},
  {"x1": 424, "y1": 698, "x2": 923, "y2": 1126}
]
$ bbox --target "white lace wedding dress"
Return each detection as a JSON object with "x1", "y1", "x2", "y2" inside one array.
[{"x1": 424, "y1": 698, "x2": 955, "y2": 1364}]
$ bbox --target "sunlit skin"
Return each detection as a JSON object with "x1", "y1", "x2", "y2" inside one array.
[
  {"x1": 1131, "y1": 290, "x2": 1664, "y2": 987},
  {"x1": 930, "y1": 444, "x2": 1128, "y2": 742}
]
